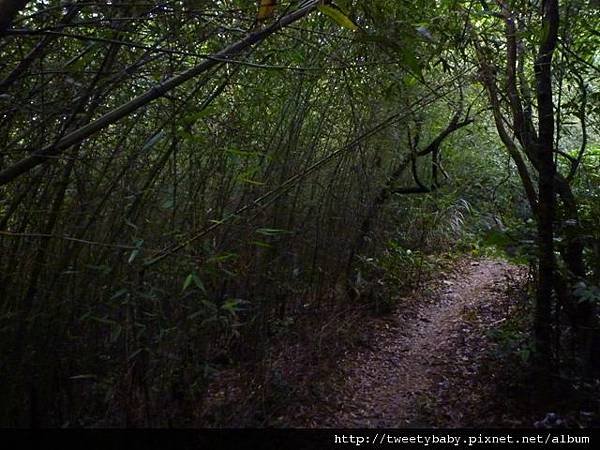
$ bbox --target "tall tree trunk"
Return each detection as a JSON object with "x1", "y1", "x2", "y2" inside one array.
[{"x1": 533, "y1": 0, "x2": 559, "y2": 366}]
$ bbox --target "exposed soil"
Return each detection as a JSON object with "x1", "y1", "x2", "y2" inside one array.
[{"x1": 301, "y1": 258, "x2": 531, "y2": 427}]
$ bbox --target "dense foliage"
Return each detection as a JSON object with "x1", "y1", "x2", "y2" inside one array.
[{"x1": 0, "y1": 0, "x2": 598, "y2": 426}]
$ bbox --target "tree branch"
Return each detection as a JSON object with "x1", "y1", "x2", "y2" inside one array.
[{"x1": 0, "y1": 0, "x2": 320, "y2": 186}]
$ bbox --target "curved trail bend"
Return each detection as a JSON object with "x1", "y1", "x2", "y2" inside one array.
[{"x1": 317, "y1": 258, "x2": 525, "y2": 427}]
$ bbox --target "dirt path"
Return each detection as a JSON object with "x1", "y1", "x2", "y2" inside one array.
[{"x1": 312, "y1": 258, "x2": 527, "y2": 427}]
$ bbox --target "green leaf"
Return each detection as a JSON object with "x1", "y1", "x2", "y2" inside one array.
[
  {"x1": 236, "y1": 166, "x2": 264, "y2": 185},
  {"x1": 142, "y1": 130, "x2": 166, "y2": 151},
  {"x1": 191, "y1": 273, "x2": 207, "y2": 293},
  {"x1": 128, "y1": 248, "x2": 139, "y2": 264},
  {"x1": 237, "y1": 177, "x2": 265, "y2": 186},
  {"x1": 255, "y1": 227, "x2": 289, "y2": 236},
  {"x1": 183, "y1": 274, "x2": 194, "y2": 291},
  {"x1": 318, "y1": 5, "x2": 357, "y2": 31},
  {"x1": 250, "y1": 240, "x2": 272, "y2": 248},
  {"x1": 183, "y1": 272, "x2": 207, "y2": 293},
  {"x1": 69, "y1": 374, "x2": 97, "y2": 380},
  {"x1": 221, "y1": 298, "x2": 248, "y2": 315},
  {"x1": 207, "y1": 252, "x2": 238, "y2": 263},
  {"x1": 128, "y1": 239, "x2": 144, "y2": 264},
  {"x1": 111, "y1": 288, "x2": 128, "y2": 300}
]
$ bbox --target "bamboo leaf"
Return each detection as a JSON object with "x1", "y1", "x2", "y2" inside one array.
[
  {"x1": 183, "y1": 272, "x2": 207, "y2": 293},
  {"x1": 318, "y1": 5, "x2": 357, "y2": 31},
  {"x1": 141, "y1": 130, "x2": 166, "y2": 151},
  {"x1": 192, "y1": 273, "x2": 207, "y2": 293},
  {"x1": 237, "y1": 177, "x2": 265, "y2": 186},
  {"x1": 183, "y1": 274, "x2": 194, "y2": 291},
  {"x1": 256, "y1": 227, "x2": 290, "y2": 236},
  {"x1": 69, "y1": 374, "x2": 97, "y2": 380},
  {"x1": 127, "y1": 239, "x2": 144, "y2": 264}
]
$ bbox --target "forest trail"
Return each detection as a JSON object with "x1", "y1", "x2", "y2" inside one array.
[{"x1": 307, "y1": 258, "x2": 527, "y2": 428}]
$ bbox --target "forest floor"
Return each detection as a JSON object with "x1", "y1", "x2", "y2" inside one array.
[
  {"x1": 295, "y1": 258, "x2": 534, "y2": 427},
  {"x1": 201, "y1": 257, "x2": 596, "y2": 427}
]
